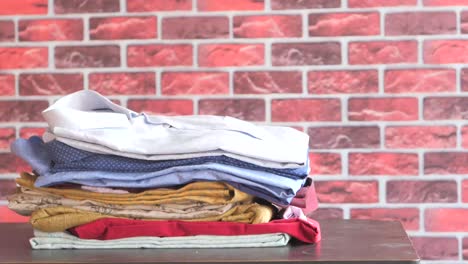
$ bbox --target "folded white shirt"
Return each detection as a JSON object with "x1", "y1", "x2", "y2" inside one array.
[
  {"x1": 42, "y1": 91, "x2": 309, "y2": 168},
  {"x1": 30, "y1": 230, "x2": 291, "y2": 249}
]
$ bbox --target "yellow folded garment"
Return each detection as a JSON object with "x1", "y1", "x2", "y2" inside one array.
[
  {"x1": 31, "y1": 204, "x2": 274, "y2": 232},
  {"x1": 17, "y1": 172, "x2": 252, "y2": 205}
]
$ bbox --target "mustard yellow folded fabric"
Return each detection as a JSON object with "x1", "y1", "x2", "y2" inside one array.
[
  {"x1": 17, "y1": 172, "x2": 252, "y2": 205},
  {"x1": 31, "y1": 204, "x2": 274, "y2": 232}
]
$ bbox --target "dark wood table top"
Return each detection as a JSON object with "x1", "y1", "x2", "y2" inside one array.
[{"x1": 0, "y1": 219, "x2": 419, "y2": 264}]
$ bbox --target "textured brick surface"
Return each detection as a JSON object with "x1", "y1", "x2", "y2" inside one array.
[
  {"x1": 128, "y1": 99, "x2": 193, "y2": 116},
  {"x1": 19, "y1": 127, "x2": 47, "y2": 138},
  {"x1": 0, "y1": 179, "x2": 16, "y2": 200},
  {"x1": 425, "y1": 152, "x2": 468, "y2": 174},
  {"x1": 308, "y1": 70, "x2": 378, "y2": 94},
  {"x1": 55, "y1": 0, "x2": 119, "y2": 13},
  {"x1": 55, "y1": 45, "x2": 120, "y2": 68},
  {"x1": 271, "y1": 0, "x2": 340, "y2": 9},
  {"x1": 0, "y1": 0, "x2": 47, "y2": 15},
  {"x1": 0, "y1": 47, "x2": 48, "y2": 69},
  {"x1": 349, "y1": 41, "x2": 418, "y2": 64},
  {"x1": 349, "y1": 0, "x2": 417, "y2": 7},
  {"x1": 89, "y1": 72, "x2": 155, "y2": 95},
  {"x1": 272, "y1": 42, "x2": 341, "y2": 66},
  {"x1": 307, "y1": 208, "x2": 343, "y2": 219},
  {"x1": 128, "y1": 44, "x2": 192, "y2": 67},
  {"x1": 0, "y1": 74, "x2": 15, "y2": 96},
  {"x1": 309, "y1": 13, "x2": 380, "y2": 36},
  {"x1": 349, "y1": 97, "x2": 419, "y2": 121},
  {"x1": 0, "y1": 101, "x2": 48, "y2": 122},
  {"x1": 127, "y1": 0, "x2": 191, "y2": 12},
  {"x1": 163, "y1": 17, "x2": 228, "y2": 39},
  {"x1": 424, "y1": 40, "x2": 468, "y2": 63},
  {"x1": 385, "y1": 69, "x2": 456, "y2": 93},
  {"x1": 385, "y1": 12, "x2": 456, "y2": 35},
  {"x1": 349, "y1": 152, "x2": 419, "y2": 176},
  {"x1": 234, "y1": 15, "x2": 302, "y2": 38},
  {"x1": 19, "y1": 73, "x2": 83, "y2": 95},
  {"x1": 425, "y1": 209, "x2": 468, "y2": 231},
  {"x1": 199, "y1": 99, "x2": 265, "y2": 121},
  {"x1": 19, "y1": 19, "x2": 83, "y2": 41},
  {"x1": 309, "y1": 153, "x2": 341, "y2": 175},
  {"x1": 315, "y1": 181, "x2": 379, "y2": 203},
  {"x1": 162, "y1": 72, "x2": 229, "y2": 95},
  {"x1": 234, "y1": 71, "x2": 302, "y2": 94},
  {"x1": 464, "y1": 238, "x2": 468, "y2": 260},
  {"x1": 411, "y1": 237, "x2": 459, "y2": 260},
  {"x1": 424, "y1": 97, "x2": 468, "y2": 120},
  {"x1": 308, "y1": 126, "x2": 380, "y2": 149},
  {"x1": 0, "y1": 128, "x2": 15, "y2": 150},
  {"x1": 424, "y1": 0, "x2": 468, "y2": 6},
  {"x1": 271, "y1": 99, "x2": 341, "y2": 122},
  {"x1": 350, "y1": 208, "x2": 419, "y2": 230},
  {"x1": 197, "y1": 0, "x2": 264, "y2": 11},
  {"x1": 0, "y1": 21, "x2": 15, "y2": 41},
  {"x1": 90, "y1": 16, "x2": 157, "y2": 40},
  {"x1": 387, "y1": 181, "x2": 458, "y2": 203},
  {"x1": 385, "y1": 126, "x2": 457, "y2": 148},
  {"x1": 199, "y1": 44, "x2": 264, "y2": 67}
]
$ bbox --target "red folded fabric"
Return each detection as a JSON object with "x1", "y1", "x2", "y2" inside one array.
[
  {"x1": 289, "y1": 178, "x2": 318, "y2": 214},
  {"x1": 69, "y1": 217, "x2": 321, "y2": 244}
]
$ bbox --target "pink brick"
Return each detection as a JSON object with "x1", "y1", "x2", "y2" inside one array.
[
  {"x1": 349, "y1": 152, "x2": 419, "y2": 176},
  {"x1": 349, "y1": 41, "x2": 418, "y2": 64},
  {"x1": 349, "y1": 0, "x2": 417, "y2": 7},
  {"x1": 271, "y1": 99, "x2": 341, "y2": 122},
  {"x1": 198, "y1": 44, "x2": 264, "y2": 67},
  {"x1": 55, "y1": 0, "x2": 119, "y2": 13},
  {"x1": 89, "y1": 72, "x2": 155, "y2": 95},
  {"x1": 127, "y1": 99, "x2": 193, "y2": 116},
  {"x1": 350, "y1": 208, "x2": 419, "y2": 230},
  {"x1": 424, "y1": 97, "x2": 468, "y2": 120},
  {"x1": 127, "y1": 0, "x2": 191, "y2": 12},
  {"x1": 308, "y1": 126, "x2": 380, "y2": 149},
  {"x1": 0, "y1": 100, "x2": 48, "y2": 122},
  {"x1": 272, "y1": 42, "x2": 341, "y2": 66},
  {"x1": 349, "y1": 97, "x2": 418, "y2": 121},
  {"x1": 55, "y1": 45, "x2": 120, "y2": 68},
  {"x1": 234, "y1": 71, "x2": 302, "y2": 94},
  {"x1": 411, "y1": 237, "x2": 459, "y2": 260},
  {"x1": 385, "y1": 126, "x2": 457, "y2": 148},
  {"x1": 426, "y1": 209, "x2": 468, "y2": 231},
  {"x1": 128, "y1": 44, "x2": 192, "y2": 67},
  {"x1": 0, "y1": 74, "x2": 15, "y2": 96},
  {"x1": 162, "y1": 72, "x2": 229, "y2": 95},
  {"x1": 315, "y1": 181, "x2": 379, "y2": 203},
  {"x1": 309, "y1": 13, "x2": 380, "y2": 36},
  {"x1": 0, "y1": 179, "x2": 16, "y2": 200},
  {"x1": 0, "y1": 0, "x2": 47, "y2": 15},
  {"x1": 0, "y1": 21, "x2": 14, "y2": 41},
  {"x1": 424, "y1": 0, "x2": 468, "y2": 5},
  {"x1": 308, "y1": 70, "x2": 378, "y2": 94},
  {"x1": 463, "y1": 69, "x2": 468, "y2": 91},
  {"x1": 19, "y1": 19, "x2": 83, "y2": 41},
  {"x1": 462, "y1": 12, "x2": 468, "y2": 33},
  {"x1": 19, "y1": 73, "x2": 83, "y2": 95},
  {"x1": 425, "y1": 152, "x2": 468, "y2": 174},
  {"x1": 20, "y1": 127, "x2": 46, "y2": 138},
  {"x1": 387, "y1": 180, "x2": 457, "y2": 203},
  {"x1": 0, "y1": 207, "x2": 29, "y2": 223},
  {"x1": 385, "y1": 69, "x2": 456, "y2": 93},
  {"x1": 308, "y1": 208, "x2": 343, "y2": 219},
  {"x1": 0, "y1": 153, "x2": 30, "y2": 173},
  {"x1": 163, "y1": 17, "x2": 228, "y2": 39},
  {"x1": 271, "y1": 0, "x2": 340, "y2": 9},
  {"x1": 463, "y1": 180, "x2": 468, "y2": 203},
  {"x1": 464, "y1": 238, "x2": 468, "y2": 260},
  {"x1": 198, "y1": 0, "x2": 264, "y2": 11},
  {"x1": 234, "y1": 15, "x2": 302, "y2": 38},
  {"x1": 309, "y1": 153, "x2": 342, "y2": 175},
  {"x1": 0, "y1": 47, "x2": 47, "y2": 69},
  {"x1": 90, "y1": 16, "x2": 157, "y2": 40},
  {"x1": 0, "y1": 128, "x2": 15, "y2": 150},
  {"x1": 386, "y1": 12, "x2": 456, "y2": 35},
  {"x1": 424, "y1": 40, "x2": 468, "y2": 63},
  {"x1": 199, "y1": 99, "x2": 265, "y2": 121}
]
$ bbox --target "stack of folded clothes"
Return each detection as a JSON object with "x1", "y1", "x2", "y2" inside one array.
[{"x1": 8, "y1": 90, "x2": 321, "y2": 249}]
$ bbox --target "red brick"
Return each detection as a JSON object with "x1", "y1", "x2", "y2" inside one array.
[
  {"x1": 199, "y1": 99, "x2": 265, "y2": 121},
  {"x1": 424, "y1": 97, "x2": 468, "y2": 120},
  {"x1": 308, "y1": 126, "x2": 380, "y2": 149},
  {"x1": 163, "y1": 17, "x2": 228, "y2": 40},
  {"x1": 0, "y1": 21, "x2": 14, "y2": 42},
  {"x1": 425, "y1": 152, "x2": 468, "y2": 174},
  {"x1": 0, "y1": 128, "x2": 15, "y2": 150},
  {"x1": 309, "y1": 153, "x2": 341, "y2": 175},
  {"x1": 234, "y1": 71, "x2": 302, "y2": 94},
  {"x1": 271, "y1": 0, "x2": 340, "y2": 9},
  {"x1": 349, "y1": 0, "x2": 417, "y2": 7},
  {"x1": 349, "y1": 41, "x2": 417, "y2": 64},
  {"x1": 271, "y1": 99, "x2": 341, "y2": 122},
  {"x1": 0, "y1": 47, "x2": 47, "y2": 69},
  {"x1": 90, "y1": 16, "x2": 156, "y2": 40},
  {"x1": 199, "y1": 44, "x2": 264, "y2": 67},
  {"x1": 349, "y1": 152, "x2": 418, "y2": 176},
  {"x1": 272, "y1": 42, "x2": 341, "y2": 66},
  {"x1": 426, "y1": 208, "x2": 468, "y2": 231},
  {"x1": 309, "y1": 13, "x2": 380, "y2": 36},
  {"x1": 315, "y1": 181, "x2": 379, "y2": 203},
  {"x1": 307, "y1": 208, "x2": 343, "y2": 219},
  {"x1": 127, "y1": 0, "x2": 191, "y2": 12},
  {"x1": 462, "y1": 12, "x2": 468, "y2": 33},
  {"x1": 0, "y1": 179, "x2": 16, "y2": 200},
  {"x1": 128, "y1": 44, "x2": 192, "y2": 67},
  {"x1": 424, "y1": 40, "x2": 468, "y2": 63},
  {"x1": 386, "y1": 12, "x2": 456, "y2": 35},
  {"x1": 162, "y1": 72, "x2": 228, "y2": 95},
  {"x1": 411, "y1": 237, "x2": 459, "y2": 260},
  {"x1": 198, "y1": 0, "x2": 264, "y2": 11},
  {"x1": 349, "y1": 97, "x2": 418, "y2": 121},
  {"x1": 19, "y1": 19, "x2": 83, "y2": 41},
  {"x1": 387, "y1": 180, "x2": 457, "y2": 203},
  {"x1": 463, "y1": 180, "x2": 468, "y2": 203},
  {"x1": 464, "y1": 238, "x2": 468, "y2": 259},
  {"x1": 385, "y1": 69, "x2": 456, "y2": 93},
  {"x1": 0, "y1": 0, "x2": 47, "y2": 15},
  {"x1": 55, "y1": 45, "x2": 120, "y2": 68},
  {"x1": 234, "y1": 15, "x2": 302, "y2": 38},
  {"x1": 55, "y1": 0, "x2": 119, "y2": 13},
  {"x1": 127, "y1": 99, "x2": 193, "y2": 116},
  {"x1": 19, "y1": 73, "x2": 83, "y2": 95},
  {"x1": 350, "y1": 208, "x2": 419, "y2": 230},
  {"x1": 0, "y1": 74, "x2": 15, "y2": 96},
  {"x1": 20, "y1": 127, "x2": 46, "y2": 138},
  {"x1": 463, "y1": 69, "x2": 468, "y2": 91},
  {"x1": 89, "y1": 72, "x2": 155, "y2": 95},
  {"x1": 0, "y1": 153, "x2": 30, "y2": 173},
  {"x1": 424, "y1": 0, "x2": 468, "y2": 5},
  {"x1": 308, "y1": 70, "x2": 378, "y2": 94},
  {"x1": 0, "y1": 207, "x2": 29, "y2": 223},
  {"x1": 386, "y1": 126, "x2": 456, "y2": 148},
  {"x1": 0, "y1": 100, "x2": 48, "y2": 122}
]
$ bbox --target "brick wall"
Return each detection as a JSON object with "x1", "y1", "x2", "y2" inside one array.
[{"x1": 0, "y1": 0, "x2": 467, "y2": 262}]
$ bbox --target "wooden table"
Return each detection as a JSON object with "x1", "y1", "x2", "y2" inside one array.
[{"x1": 0, "y1": 219, "x2": 419, "y2": 264}]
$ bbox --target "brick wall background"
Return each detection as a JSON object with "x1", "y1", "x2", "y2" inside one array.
[{"x1": 0, "y1": 0, "x2": 467, "y2": 262}]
